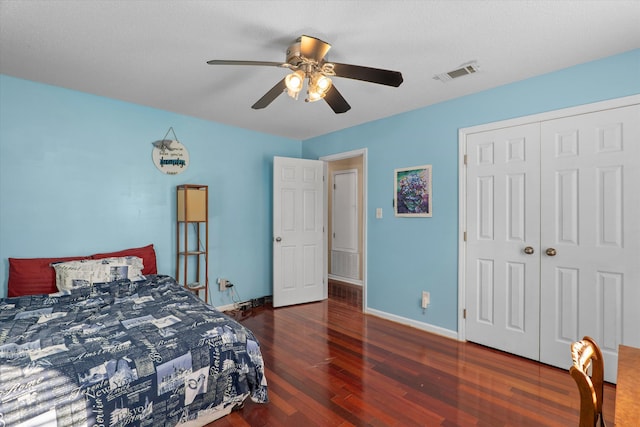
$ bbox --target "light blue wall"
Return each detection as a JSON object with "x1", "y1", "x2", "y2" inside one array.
[
  {"x1": 2, "y1": 50, "x2": 638, "y2": 332},
  {"x1": 302, "y1": 49, "x2": 640, "y2": 333},
  {"x1": 0, "y1": 75, "x2": 300, "y2": 302}
]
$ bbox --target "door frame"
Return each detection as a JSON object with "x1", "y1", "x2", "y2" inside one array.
[
  {"x1": 457, "y1": 94, "x2": 640, "y2": 341},
  {"x1": 321, "y1": 148, "x2": 368, "y2": 311}
]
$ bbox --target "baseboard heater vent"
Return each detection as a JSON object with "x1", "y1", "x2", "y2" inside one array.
[{"x1": 331, "y1": 250, "x2": 359, "y2": 280}]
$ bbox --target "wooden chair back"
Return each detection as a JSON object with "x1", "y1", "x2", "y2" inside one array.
[{"x1": 570, "y1": 336, "x2": 605, "y2": 427}]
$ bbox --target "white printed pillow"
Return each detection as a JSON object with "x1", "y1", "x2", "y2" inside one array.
[{"x1": 53, "y1": 256, "x2": 144, "y2": 291}]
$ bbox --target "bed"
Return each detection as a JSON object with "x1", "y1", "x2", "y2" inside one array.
[{"x1": 0, "y1": 250, "x2": 268, "y2": 427}]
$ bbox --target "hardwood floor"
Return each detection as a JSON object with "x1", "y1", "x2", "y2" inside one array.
[
  {"x1": 328, "y1": 279, "x2": 363, "y2": 308},
  {"x1": 213, "y1": 299, "x2": 616, "y2": 426}
]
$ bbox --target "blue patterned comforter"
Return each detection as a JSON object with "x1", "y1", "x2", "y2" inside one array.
[{"x1": 0, "y1": 275, "x2": 268, "y2": 426}]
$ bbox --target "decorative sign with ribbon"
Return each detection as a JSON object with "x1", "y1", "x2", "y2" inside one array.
[{"x1": 151, "y1": 127, "x2": 189, "y2": 175}]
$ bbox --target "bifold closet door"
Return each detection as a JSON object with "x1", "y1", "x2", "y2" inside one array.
[
  {"x1": 465, "y1": 123, "x2": 541, "y2": 361},
  {"x1": 539, "y1": 105, "x2": 640, "y2": 383},
  {"x1": 465, "y1": 103, "x2": 640, "y2": 383}
]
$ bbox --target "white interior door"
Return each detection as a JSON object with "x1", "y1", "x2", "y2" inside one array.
[
  {"x1": 332, "y1": 170, "x2": 358, "y2": 253},
  {"x1": 273, "y1": 156, "x2": 325, "y2": 308},
  {"x1": 465, "y1": 123, "x2": 541, "y2": 360},
  {"x1": 539, "y1": 105, "x2": 640, "y2": 382},
  {"x1": 331, "y1": 169, "x2": 359, "y2": 279}
]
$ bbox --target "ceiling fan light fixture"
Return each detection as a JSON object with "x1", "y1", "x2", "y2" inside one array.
[
  {"x1": 306, "y1": 90, "x2": 325, "y2": 103},
  {"x1": 306, "y1": 72, "x2": 332, "y2": 102},
  {"x1": 315, "y1": 74, "x2": 332, "y2": 91},
  {"x1": 285, "y1": 70, "x2": 305, "y2": 99}
]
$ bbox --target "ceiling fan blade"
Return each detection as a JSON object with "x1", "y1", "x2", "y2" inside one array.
[
  {"x1": 300, "y1": 35, "x2": 331, "y2": 63},
  {"x1": 331, "y1": 62, "x2": 404, "y2": 87},
  {"x1": 251, "y1": 78, "x2": 287, "y2": 110},
  {"x1": 207, "y1": 60, "x2": 287, "y2": 68},
  {"x1": 323, "y1": 85, "x2": 351, "y2": 114}
]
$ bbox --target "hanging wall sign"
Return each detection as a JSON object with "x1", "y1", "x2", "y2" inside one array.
[{"x1": 151, "y1": 127, "x2": 189, "y2": 175}]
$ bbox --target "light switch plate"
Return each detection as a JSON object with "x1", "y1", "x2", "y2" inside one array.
[
  {"x1": 376, "y1": 208, "x2": 383, "y2": 219},
  {"x1": 421, "y1": 291, "x2": 430, "y2": 308}
]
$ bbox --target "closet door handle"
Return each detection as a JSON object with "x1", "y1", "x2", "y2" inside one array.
[
  {"x1": 274, "y1": 236, "x2": 282, "y2": 242},
  {"x1": 546, "y1": 248, "x2": 557, "y2": 256},
  {"x1": 523, "y1": 246, "x2": 534, "y2": 255}
]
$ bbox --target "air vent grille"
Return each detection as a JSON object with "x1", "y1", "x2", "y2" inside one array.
[{"x1": 434, "y1": 62, "x2": 479, "y2": 82}]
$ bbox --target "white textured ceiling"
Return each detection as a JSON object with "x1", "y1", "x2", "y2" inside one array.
[{"x1": 1, "y1": 0, "x2": 639, "y2": 140}]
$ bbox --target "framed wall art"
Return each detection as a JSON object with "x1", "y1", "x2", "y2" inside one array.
[{"x1": 394, "y1": 164, "x2": 432, "y2": 217}]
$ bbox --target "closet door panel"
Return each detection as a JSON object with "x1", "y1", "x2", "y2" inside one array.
[
  {"x1": 465, "y1": 123, "x2": 541, "y2": 360},
  {"x1": 539, "y1": 104, "x2": 640, "y2": 383}
]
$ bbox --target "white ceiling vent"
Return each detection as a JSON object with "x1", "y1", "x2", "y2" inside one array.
[{"x1": 434, "y1": 61, "x2": 479, "y2": 82}]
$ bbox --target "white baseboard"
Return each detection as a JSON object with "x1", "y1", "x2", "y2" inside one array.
[
  {"x1": 214, "y1": 300, "x2": 459, "y2": 341},
  {"x1": 213, "y1": 303, "x2": 236, "y2": 312},
  {"x1": 365, "y1": 307, "x2": 459, "y2": 340},
  {"x1": 328, "y1": 274, "x2": 363, "y2": 286}
]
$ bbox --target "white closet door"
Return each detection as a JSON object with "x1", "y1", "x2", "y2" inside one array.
[
  {"x1": 539, "y1": 105, "x2": 640, "y2": 382},
  {"x1": 465, "y1": 123, "x2": 541, "y2": 360}
]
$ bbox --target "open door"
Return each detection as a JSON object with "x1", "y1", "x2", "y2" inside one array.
[{"x1": 273, "y1": 156, "x2": 325, "y2": 307}]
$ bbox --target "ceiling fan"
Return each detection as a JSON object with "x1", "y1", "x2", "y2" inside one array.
[{"x1": 207, "y1": 35, "x2": 404, "y2": 114}]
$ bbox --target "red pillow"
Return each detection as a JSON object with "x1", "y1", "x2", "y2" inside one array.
[
  {"x1": 8, "y1": 255, "x2": 87, "y2": 297},
  {"x1": 91, "y1": 244, "x2": 157, "y2": 275}
]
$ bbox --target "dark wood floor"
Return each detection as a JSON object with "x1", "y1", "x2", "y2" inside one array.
[{"x1": 212, "y1": 298, "x2": 616, "y2": 426}]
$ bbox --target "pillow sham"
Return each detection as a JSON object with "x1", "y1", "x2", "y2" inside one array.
[
  {"x1": 53, "y1": 256, "x2": 144, "y2": 291},
  {"x1": 91, "y1": 244, "x2": 157, "y2": 275}
]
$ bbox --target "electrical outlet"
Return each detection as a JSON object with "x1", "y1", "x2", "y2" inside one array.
[
  {"x1": 218, "y1": 278, "x2": 227, "y2": 292},
  {"x1": 421, "y1": 291, "x2": 430, "y2": 309}
]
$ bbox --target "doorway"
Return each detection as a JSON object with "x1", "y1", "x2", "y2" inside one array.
[{"x1": 321, "y1": 149, "x2": 367, "y2": 310}]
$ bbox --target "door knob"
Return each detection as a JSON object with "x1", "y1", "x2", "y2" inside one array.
[
  {"x1": 523, "y1": 246, "x2": 535, "y2": 255},
  {"x1": 546, "y1": 248, "x2": 557, "y2": 256},
  {"x1": 275, "y1": 236, "x2": 282, "y2": 242}
]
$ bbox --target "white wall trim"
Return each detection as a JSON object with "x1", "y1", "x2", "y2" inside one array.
[
  {"x1": 366, "y1": 307, "x2": 458, "y2": 340},
  {"x1": 457, "y1": 94, "x2": 640, "y2": 342},
  {"x1": 214, "y1": 303, "x2": 235, "y2": 312},
  {"x1": 321, "y1": 148, "x2": 368, "y2": 162},
  {"x1": 328, "y1": 274, "x2": 363, "y2": 286},
  {"x1": 457, "y1": 133, "x2": 467, "y2": 342}
]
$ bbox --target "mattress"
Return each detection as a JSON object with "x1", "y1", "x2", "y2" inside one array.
[{"x1": 0, "y1": 275, "x2": 268, "y2": 426}]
